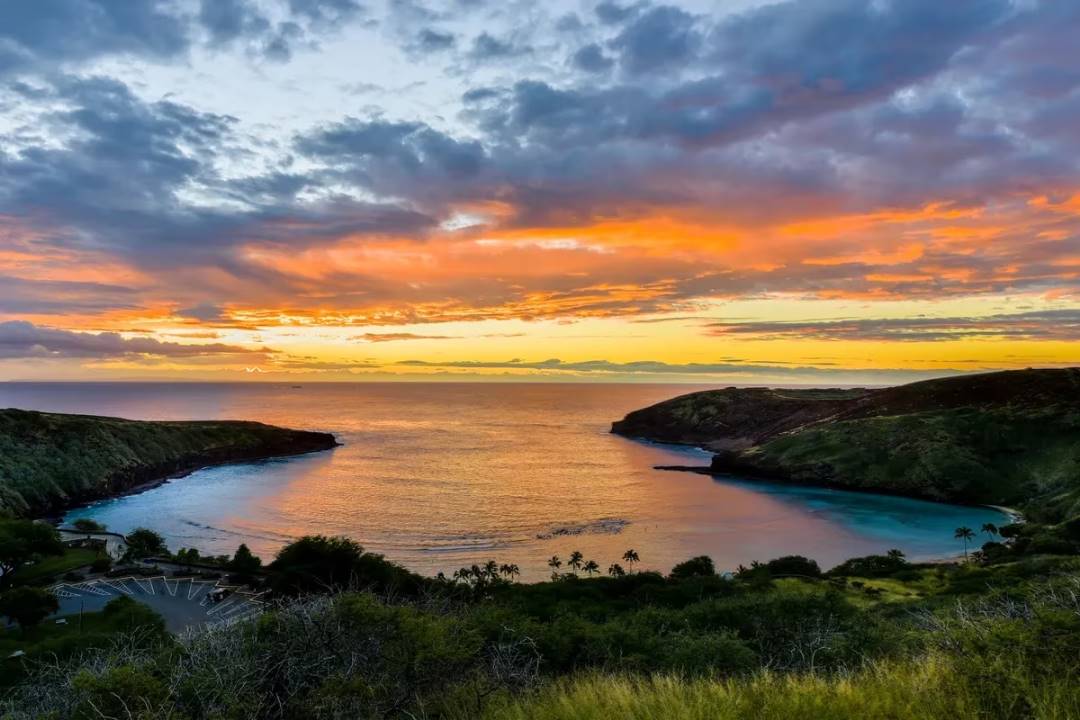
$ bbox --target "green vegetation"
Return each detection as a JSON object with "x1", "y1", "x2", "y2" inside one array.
[
  {"x1": 69, "y1": 518, "x2": 106, "y2": 533},
  {"x1": 0, "y1": 408, "x2": 337, "y2": 518},
  {"x1": 124, "y1": 527, "x2": 169, "y2": 559},
  {"x1": 0, "y1": 587, "x2": 58, "y2": 629},
  {"x1": 11, "y1": 547, "x2": 103, "y2": 586},
  {"x1": 0, "y1": 519, "x2": 64, "y2": 589},
  {"x1": 2, "y1": 531, "x2": 1078, "y2": 719},
  {"x1": 0, "y1": 595, "x2": 166, "y2": 689},
  {"x1": 612, "y1": 368, "x2": 1080, "y2": 521}
]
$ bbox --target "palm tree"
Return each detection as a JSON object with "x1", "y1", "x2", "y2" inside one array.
[
  {"x1": 622, "y1": 549, "x2": 639, "y2": 574},
  {"x1": 583, "y1": 559, "x2": 599, "y2": 577},
  {"x1": 500, "y1": 563, "x2": 520, "y2": 581},
  {"x1": 886, "y1": 549, "x2": 905, "y2": 562},
  {"x1": 608, "y1": 563, "x2": 625, "y2": 577},
  {"x1": 547, "y1": 555, "x2": 562, "y2": 580},
  {"x1": 955, "y1": 527, "x2": 975, "y2": 561},
  {"x1": 981, "y1": 523, "x2": 999, "y2": 539},
  {"x1": 568, "y1": 550, "x2": 584, "y2": 575},
  {"x1": 483, "y1": 559, "x2": 499, "y2": 580}
]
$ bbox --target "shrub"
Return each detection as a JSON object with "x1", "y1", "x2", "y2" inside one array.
[
  {"x1": 828, "y1": 553, "x2": 907, "y2": 578},
  {"x1": 124, "y1": 528, "x2": 167, "y2": 559},
  {"x1": 764, "y1": 556, "x2": 821, "y2": 578},
  {"x1": 71, "y1": 518, "x2": 106, "y2": 533},
  {"x1": 0, "y1": 586, "x2": 59, "y2": 628},
  {"x1": 670, "y1": 556, "x2": 716, "y2": 580},
  {"x1": 269, "y1": 535, "x2": 424, "y2": 596}
]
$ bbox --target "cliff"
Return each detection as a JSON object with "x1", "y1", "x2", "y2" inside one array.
[
  {"x1": 0, "y1": 409, "x2": 338, "y2": 518},
  {"x1": 612, "y1": 368, "x2": 1080, "y2": 520}
]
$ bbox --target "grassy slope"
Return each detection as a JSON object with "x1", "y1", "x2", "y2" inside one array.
[
  {"x1": 0, "y1": 409, "x2": 337, "y2": 518},
  {"x1": 612, "y1": 369, "x2": 1080, "y2": 518},
  {"x1": 479, "y1": 661, "x2": 1079, "y2": 720}
]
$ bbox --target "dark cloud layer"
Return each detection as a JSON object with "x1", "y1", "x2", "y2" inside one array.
[
  {"x1": 0, "y1": 321, "x2": 262, "y2": 359},
  {"x1": 707, "y1": 310, "x2": 1080, "y2": 342},
  {"x1": 1, "y1": 0, "x2": 1079, "y2": 329}
]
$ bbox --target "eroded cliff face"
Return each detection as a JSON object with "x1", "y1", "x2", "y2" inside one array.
[{"x1": 0, "y1": 409, "x2": 339, "y2": 518}]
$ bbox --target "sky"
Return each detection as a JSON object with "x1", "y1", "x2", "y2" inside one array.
[{"x1": 0, "y1": 0, "x2": 1078, "y2": 384}]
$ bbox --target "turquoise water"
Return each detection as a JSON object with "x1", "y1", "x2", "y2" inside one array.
[{"x1": 2, "y1": 382, "x2": 1009, "y2": 580}]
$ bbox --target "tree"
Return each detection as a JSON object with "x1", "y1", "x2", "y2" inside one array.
[
  {"x1": 622, "y1": 549, "x2": 639, "y2": 574},
  {"x1": 71, "y1": 518, "x2": 106, "y2": 533},
  {"x1": 955, "y1": 526, "x2": 976, "y2": 561},
  {"x1": 547, "y1": 555, "x2": 562, "y2": 580},
  {"x1": 0, "y1": 519, "x2": 64, "y2": 589},
  {"x1": 499, "y1": 563, "x2": 520, "y2": 581},
  {"x1": 175, "y1": 547, "x2": 200, "y2": 567},
  {"x1": 981, "y1": 523, "x2": 999, "y2": 538},
  {"x1": 270, "y1": 535, "x2": 363, "y2": 593},
  {"x1": 483, "y1": 560, "x2": 499, "y2": 580},
  {"x1": 582, "y1": 559, "x2": 599, "y2": 577},
  {"x1": 670, "y1": 555, "x2": 716, "y2": 579},
  {"x1": 0, "y1": 586, "x2": 58, "y2": 630},
  {"x1": 567, "y1": 551, "x2": 583, "y2": 575},
  {"x1": 607, "y1": 563, "x2": 625, "y2": 577},
  {"x1": 886, "y1": 549, "x2": 906, "y2": 562},
  {"x1": 229, "y1": 543, "x2": 262, "y2": 576},
  {"x1": 125, "y1": 527, "x2": 167, "y2": 559},
  {"x1": 269, "y1": 535, "x2": 422, "y2": 596}
]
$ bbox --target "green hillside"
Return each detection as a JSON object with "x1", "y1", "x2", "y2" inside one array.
[
  {"x1": 612, "y1": 368, "x2": 1080, "y2": 520},
  {"x1": 0, "y1": 409, "x2": 338, "y2": 518}
]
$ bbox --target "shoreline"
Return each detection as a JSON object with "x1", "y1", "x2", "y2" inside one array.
[
  {"x1": 652, "y1": 462, "x2": 1021, "y2": 523},
  {"x1": 41, "y1": 442, "x2": 339, "y2": 525}
]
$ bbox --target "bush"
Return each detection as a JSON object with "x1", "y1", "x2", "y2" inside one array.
[
  {"x1": 90, "y1": 556, "x2": 112, "y2": 573},
  {"x1": 269, "y1": 535, "x2": 424, "y2": 596},
  {"x1": 764, "y1": 556, "x2": 821, "y2": 578},
  {"x1": 670, "y1": 556, "x2": 716, "y2": 579},
  {"x1": 0, "y1": 586, "x2": 59, "y2": 628},
  {"x1": 102, "y1": 596, "x2": 167, "y2": 635},
  {"x1": 124, "y1": 528, "x2": 167, "y2": 559},
  {"x1": 828, "y1": 552, "x2": 907, "y2": 577},
  {"x1": 71, "y1": 518, "x2": 106, "y2": 533}
]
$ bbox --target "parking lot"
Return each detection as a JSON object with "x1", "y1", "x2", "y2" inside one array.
[{"x1": 50, "y1": 576, "x2": 264, "y2": 633}]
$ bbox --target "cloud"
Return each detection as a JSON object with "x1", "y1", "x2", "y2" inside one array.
[
  {"x1": 0, "y1": 1, "x2": 189, "y2": 77},
  {"x1": 413, "y1": 28, "x2": 457, "y2": 53},
  {"x1": 469, "y1": 32, "x2": 530, "y2": 61},
  {"x1": 0, "y1": 0, "x2": 369, "y2": 75},
  {"x1": 610, "y1": 5, "x2": 701, "y2": 76},
  {"x1": 0, "y1": 321, "x2": 263, "y2": 359},
  {"x1": 2, "y1": 0, "x2": 1080, "y2": 341},
  {"x1": 352, "y1": 332, "x2": 457, "y2": 342},
  {"x1": 571, "y1": 43, "x2": 614, "y2": 73},
  {"x1": 706, "y1": 309, "x2": 1080, "y2": 342},
  {"x1": 394, "y1": 356, "x2": 962, "y2": 382},
  {"x1": 595, "y1": 1, "x2": 646, "y2": 26}
]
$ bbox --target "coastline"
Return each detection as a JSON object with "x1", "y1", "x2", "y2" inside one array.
[{"x1": 40, "y1": 438, "x2": 340, "y2": 524}]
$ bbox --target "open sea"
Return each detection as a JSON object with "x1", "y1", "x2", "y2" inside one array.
[{"x1": 1, "y1": 382, "x2": 1009, "y2": 580}]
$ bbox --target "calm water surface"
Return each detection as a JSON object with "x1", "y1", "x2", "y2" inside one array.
[{"x1": 1, "y1": 383, "x2": 1008, "y2": 580}]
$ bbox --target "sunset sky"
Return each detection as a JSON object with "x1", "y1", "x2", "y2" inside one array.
[{"x1": 1, "y1": 0, "x2": 1078, "y2": 383}]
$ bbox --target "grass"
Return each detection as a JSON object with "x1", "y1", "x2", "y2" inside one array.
[
  {"x1": 13, "y1": 547, "x2": 103, "y2": 586},
  {"x1": 477, "y1": 658, "x2": 1080, "y2": 720}
]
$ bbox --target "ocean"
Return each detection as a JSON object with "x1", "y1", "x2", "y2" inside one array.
[{"x1": 2, "y1": 382, "x2": 1008, "y2": 580}]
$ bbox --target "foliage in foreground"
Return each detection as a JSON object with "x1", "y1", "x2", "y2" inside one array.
[
  {"x1": 479, "y1": 657, "x2": 1080, "y2": 720},
  {"x1": 2, "y1": 547, "x2": 1079, "y2": 720}
]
